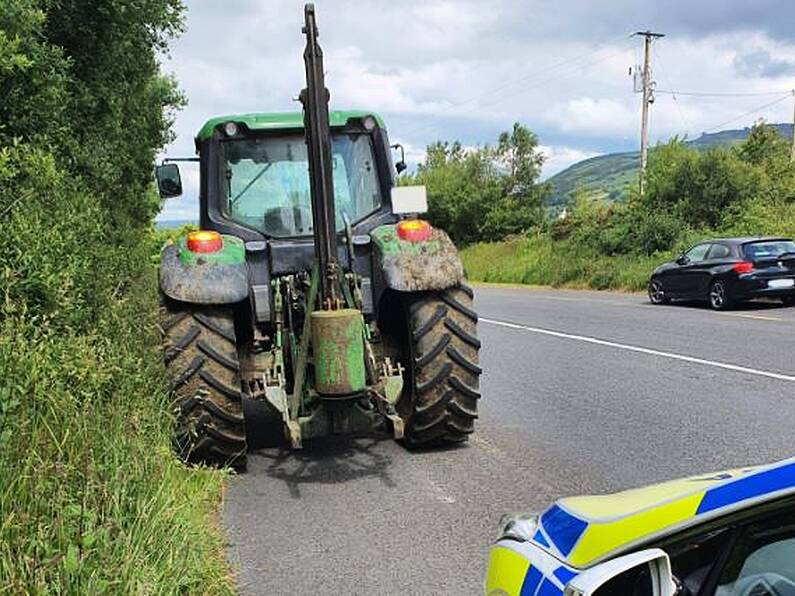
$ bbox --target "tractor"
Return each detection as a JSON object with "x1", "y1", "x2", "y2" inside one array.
[{"x1": 154, "y1": 4, "x2": 481, "y2": 469}]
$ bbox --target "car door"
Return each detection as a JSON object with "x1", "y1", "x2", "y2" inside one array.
[
  {"x1": 669, "y1": 243, "x2": 712, "y2": 297},
  {"x1": 653, "y1": 498, "x2": 795, "y2": 595},
  {"x1": 691, "y1": 242, "x2": 734, "y2": 297},
  {"x1": 709, "y1": 509, "x2": 795, "y2": 595}
]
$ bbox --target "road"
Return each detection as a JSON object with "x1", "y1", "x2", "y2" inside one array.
[{"x1": 223, "y1": 286, "x2": 795, "y2": 595}]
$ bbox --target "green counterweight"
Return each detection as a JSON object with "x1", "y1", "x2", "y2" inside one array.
[{"x1": 310, "y1": 309, "x2": 366, "y2": 396}]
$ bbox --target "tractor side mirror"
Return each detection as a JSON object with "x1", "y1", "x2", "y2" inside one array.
[
  {"x1": 390, "y1": 143, "x2": 407, "y2": 175},
  {"x1": 563, "y1": 549, "x2": 675, "y2": 596},
  {"x1": 155, "y1": 163, "x2": 183, "y2": 199},
  {"x1": 391, "y1": 185, "x2": 427, "y2": 215}
]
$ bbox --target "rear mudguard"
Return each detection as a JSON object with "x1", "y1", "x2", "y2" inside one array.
[
  {"x1": 159, "y1": 234, "x2": 249, "y2": 304},
  {"x1": 370, "y1": 224, "x2": 464, "y2": 292}
]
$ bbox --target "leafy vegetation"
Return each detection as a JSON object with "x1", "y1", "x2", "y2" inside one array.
[
  {"x1": 0, "y1": 1, "x2": 232, "y2": 592},
  {"x1": 414, "y1": 123, "x2": 795, "y2": 291},
  {"x1": 402, "y1": 123, "x2": 550, "y2": 245},
  {"x1": 545, "y1": 123, "x2": 794, "y2": 208}
]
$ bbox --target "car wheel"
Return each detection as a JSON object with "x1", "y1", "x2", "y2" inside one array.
[
  {"x1": 648, "y1": 279, "x2": 669, "y2": 305},
  {"x1": 709, "y1": 279, "x2": 732, "y2": 311},
  {"x1": 781, "y1": 296, "x2": 795, "y2": 307}
]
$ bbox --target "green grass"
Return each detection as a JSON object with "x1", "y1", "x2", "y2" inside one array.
[
  {"x1": 0, "y1": 237, "x2": 233, "y2": 593},
  {"x1": 461, "y1": 234, "x2": 665, "y2": 292}
]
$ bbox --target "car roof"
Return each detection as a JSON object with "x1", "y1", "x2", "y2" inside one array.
[
  {"x1": 529, "y1": 457, "x2": 795, "y2": 570},
  {"x1": 706, "y1": 237, "x2": 792, "y2": 245}
]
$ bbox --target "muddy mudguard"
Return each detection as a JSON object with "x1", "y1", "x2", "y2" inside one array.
[
  {"x1": 159, "y1": 233, "x2": 249, "y2": 305},
  {"x1": 370, "y1": 224, "x2": 465, "y2": 293}
]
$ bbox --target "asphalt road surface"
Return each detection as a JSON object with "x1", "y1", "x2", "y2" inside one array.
[{"x1": 223, "y1": 285, "x2": 795, "y2": 595}]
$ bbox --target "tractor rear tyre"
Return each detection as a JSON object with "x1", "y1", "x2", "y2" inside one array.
[
  {"x1": 402, "y1": 284, "x2": 481, "y2": 447},
  {"x1": 160, "y1": 297, "x2": 247, "y2": 469}
]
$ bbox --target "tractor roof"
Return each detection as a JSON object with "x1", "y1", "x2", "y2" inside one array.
[{"x1": 195, "y1": 110, "x2": 385, "y2": 142}]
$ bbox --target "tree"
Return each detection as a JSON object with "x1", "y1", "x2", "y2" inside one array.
[
  {"x1": 482, "y1": 123, "x2": 549, "y2": 240},
  {"x1": 409, "y1": 123, "x2": 549, "y2": 245}
]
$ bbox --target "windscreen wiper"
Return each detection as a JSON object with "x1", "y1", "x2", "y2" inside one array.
[{"x1": 230, "y1": 163, "x2": 273, "y2": 208}]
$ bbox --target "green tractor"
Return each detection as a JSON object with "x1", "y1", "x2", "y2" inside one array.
[{"x1": 154, "y1": 4, "x2": 480, "y2": 469}]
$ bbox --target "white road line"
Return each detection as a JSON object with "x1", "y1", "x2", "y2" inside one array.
[
  {"x1": 481, "y1": 317, "x2": 795, "y2": 382},
  {"x1": 717, "y1": 312, "x2": 783, "y2": 322}
]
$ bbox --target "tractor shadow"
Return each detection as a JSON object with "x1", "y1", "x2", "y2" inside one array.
[
  {"x1": 242, "y1": 397, "x2": 470, "y2": 498},
  {"x1": 251, "y1": 437, "x2": 397, "y2": 499}
]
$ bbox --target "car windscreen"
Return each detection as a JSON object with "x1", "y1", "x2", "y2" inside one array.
[
  {"x1": 220, "y1": 132, "x2": 382, "y2": 237},
  {"x1": 742, "y1": 240, "x2": 795, "y2": 260}
]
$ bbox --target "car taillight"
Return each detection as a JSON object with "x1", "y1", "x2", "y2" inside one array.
[
  {"x1": 397, "y1": 219, "x2": 431, "y2": 242},
  {"x1": 733, "y1": 261, "x2": 754, "y2": 274},
  {"x1": 186, "y1": 230, "x2": 223, "y2": 253}
]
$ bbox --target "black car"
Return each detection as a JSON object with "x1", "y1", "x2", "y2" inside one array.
[{"x1": 648, "y1": 237, "x2": 795, "y2": 310}]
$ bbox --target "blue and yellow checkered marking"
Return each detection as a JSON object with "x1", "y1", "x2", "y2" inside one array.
[
  {"x1": 698, "y1": 459, "x2": 795, "y2": 514},
  {"x1": 486, "y1": 546, "x2": 576, "y2": 596},
  {"x1": 487, "y1": 460, "x2": 795, "y2": 595},
  {"x1": 530, "y1": 458, "x2": 795, "y2": 568}
]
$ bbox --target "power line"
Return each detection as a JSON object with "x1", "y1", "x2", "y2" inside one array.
[
  {"x1": 656, "y1": 89, "x2": 791, "y2": 97},
  {"x1": 398, "y1": 33, "x2": 635, "y2": 138},
  {"x1": 704, "y1": 93, "x2": 792, "y2": 133},
  {"x1": 652, "y1": 44, "x2": 691, "y2": 137},
  {"x1": 471, "y1": 45, "x2": 630, "y2": 113}
]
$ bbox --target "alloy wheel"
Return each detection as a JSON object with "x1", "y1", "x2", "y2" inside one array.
[
  {"x1": 648, "y1": 280, "x2": 666, "y2": 304},
  {"x1": 709, "y1": 281, "x2": 725, "y2": 310}
]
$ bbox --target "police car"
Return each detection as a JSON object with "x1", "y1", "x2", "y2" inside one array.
[{"x1": 486, "y1": 458, "x2": 795, "y2": 595}]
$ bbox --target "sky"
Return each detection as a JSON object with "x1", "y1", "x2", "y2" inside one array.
[{"x1": 157, "y1": 0, "x2": 795, "y2": 221}]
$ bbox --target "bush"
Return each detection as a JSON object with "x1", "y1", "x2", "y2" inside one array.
[
  {"x1": 1, "y1": 1, "x2": 233, "y2": 592},
  {"x1": 460, "y1": 123, "x2": 795, "y2": 292}
]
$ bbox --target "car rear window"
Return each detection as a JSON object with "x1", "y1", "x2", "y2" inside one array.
[{"x1": 743, "y1": 240, "x2": 795, "y2": 260}]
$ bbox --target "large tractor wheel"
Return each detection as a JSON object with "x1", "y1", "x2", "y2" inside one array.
[
  {"x1": 402, "y1": 284, "x2": 481, "y2": 446},
  {"x1": 160, "y1": 297, "x2": 247, "y2": 469}
]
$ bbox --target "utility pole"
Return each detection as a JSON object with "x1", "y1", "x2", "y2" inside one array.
[
  {"x1": 635, "y1": 30, "x2": 665, "y2": 195},
  {"x1": 790, "y1": 89, "x2": 795, "y2": 163}
]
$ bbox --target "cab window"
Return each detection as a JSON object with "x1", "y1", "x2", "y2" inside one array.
[
  {"x1": 685, "y1": 244, "x2": 711, "y2": 263},
  {"x1": 220, "y1": 133, "x2": 382, "y2": 237}
]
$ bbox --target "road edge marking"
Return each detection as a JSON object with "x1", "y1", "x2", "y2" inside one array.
[{"x1": 481, "y1": 317, "x2": 795, "y2": 382}]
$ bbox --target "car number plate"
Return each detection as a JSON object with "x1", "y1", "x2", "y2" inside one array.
[{"x1": 768, "y1": 278, "x2": 795, "y2": 288}]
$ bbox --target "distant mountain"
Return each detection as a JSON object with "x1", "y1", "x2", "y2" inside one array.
[
  {"x1": 155, "y1": 218, "x2": 197, "y2": 229},
  {"x1": 546, "y1": 123, "x2": 794, "y2": 207}
]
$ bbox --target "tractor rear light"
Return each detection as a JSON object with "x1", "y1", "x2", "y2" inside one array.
[
  {"x1": 396, "y1": 219, "x2": 431, "y2": 242},
  {"x1": 187, "y1": 230, "x2": 223, "y2": 253},
  {"x1": 733, "y1": 261, "x2": 754, "y2": 274}
]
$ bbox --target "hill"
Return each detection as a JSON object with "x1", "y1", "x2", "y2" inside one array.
[{"x1": 546, "y1": 123, "x2": 794, "y2": 207}]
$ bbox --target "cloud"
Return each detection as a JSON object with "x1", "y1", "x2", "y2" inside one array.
[
  {"x1": 543, "y1": 97, "x2": 637, "y2": 137},
  {"x1": 158, "y1": 0, "x2": 795, "y2": 221},
  {"x1": 733, "y1": 48, "x2": 795, "y2": 78},
  {"x1": 539, "y1": 145, "x2": 600, "y2": 179}
]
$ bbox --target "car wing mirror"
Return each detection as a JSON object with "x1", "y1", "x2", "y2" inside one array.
[
  {"x1": 563, "y1": 548, "x2": 675, "y2": 596},
  {"x1": 155, "y1": 163, "x2": 183, "y2": 199},
  {"x1": 391, "y1": 185, "x2": 427, "y2": 215},
  {"x1": 676, "y1": 254, "x2": 689, "y2": 265}
]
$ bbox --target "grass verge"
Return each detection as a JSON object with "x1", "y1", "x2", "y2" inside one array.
[
  {"x1": 0, "y1": 263, "x2": 233, "y2": 594},
  {"x1": 461, "y1": 234, "x2": 663, "y2": 292}
]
